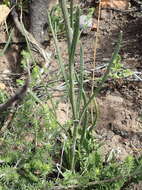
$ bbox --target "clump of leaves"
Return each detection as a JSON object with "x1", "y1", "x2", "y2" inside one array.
[
  {"x1": 0, "y1": 50, "x2": 60, "y2": 189},
  {"x1": 0, "y1": 166, "x2": 19, "y2": 184},
  {"x1": 2, "y1": 0, "x2": 10, "y2": 7},
  {"x1": 58, "y1": 134, "x2": 142, "y2": 189},
  {"x1": 110, "y1": 54, "x2": 133, "y2": 78}
]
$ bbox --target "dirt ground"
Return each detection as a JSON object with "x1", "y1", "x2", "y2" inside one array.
[
  {"x1": 0, "y1": 0, "x2": 142, "y2": 189},
  {"x1": 74, "y1": 0, "x2": 142, "y2": 161}
]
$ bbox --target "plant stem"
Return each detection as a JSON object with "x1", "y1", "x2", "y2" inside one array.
[
  {"x1": 47, "y1": 12, "x2": 68, "y2": 84},
  {"x1": 59, "y1": 0, "x2": 73, "y2": 52},
  {"x1": 70, "y1": 0, "x2": 74, "y2": 28},
  {"x1": 68, "y1": 9, "x2": 80, "y2": 171}
]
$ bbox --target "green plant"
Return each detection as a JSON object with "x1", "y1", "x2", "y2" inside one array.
[
  {"x1": 50, "y1": 4, "x2": 66, "y2": 35},
  {"x1": 2, "y1": 0, "x2": 10, "y2": 6},
  {"x1": 48, "y1": 0, "x2": 142, "y2": 189},
  {"x1": 109, "y1": 54, "x2": 133, "y2": 79},
  {"x1": 54, "y1": 0, "x2": 122, "y2": 172},
  {"x1": 0, "y1": 0, "x2": 142, "y2": 189}
]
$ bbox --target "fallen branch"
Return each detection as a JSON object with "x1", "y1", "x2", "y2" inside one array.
[
  {"x1": 0, "y1": 77, "x2": 29, "y2": 112},
  {"x1": 50, "y1": 169, "x2": 142, "y2": 190},
  {"x1": 11, "y1": 8, "x2": 51, "y2": 66}
]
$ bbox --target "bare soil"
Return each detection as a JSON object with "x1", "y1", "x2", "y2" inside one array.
[{"x1": 74, "y1": 1, "x2": 142, "y2": 163}]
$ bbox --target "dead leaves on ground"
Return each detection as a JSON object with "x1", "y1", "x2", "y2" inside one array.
[
  {"x1": 0, "y1": 5, "x2": 10, "y2": 25},
  {"x1": 100, "y1": 0, "x2": 129, "y2": 10}
]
